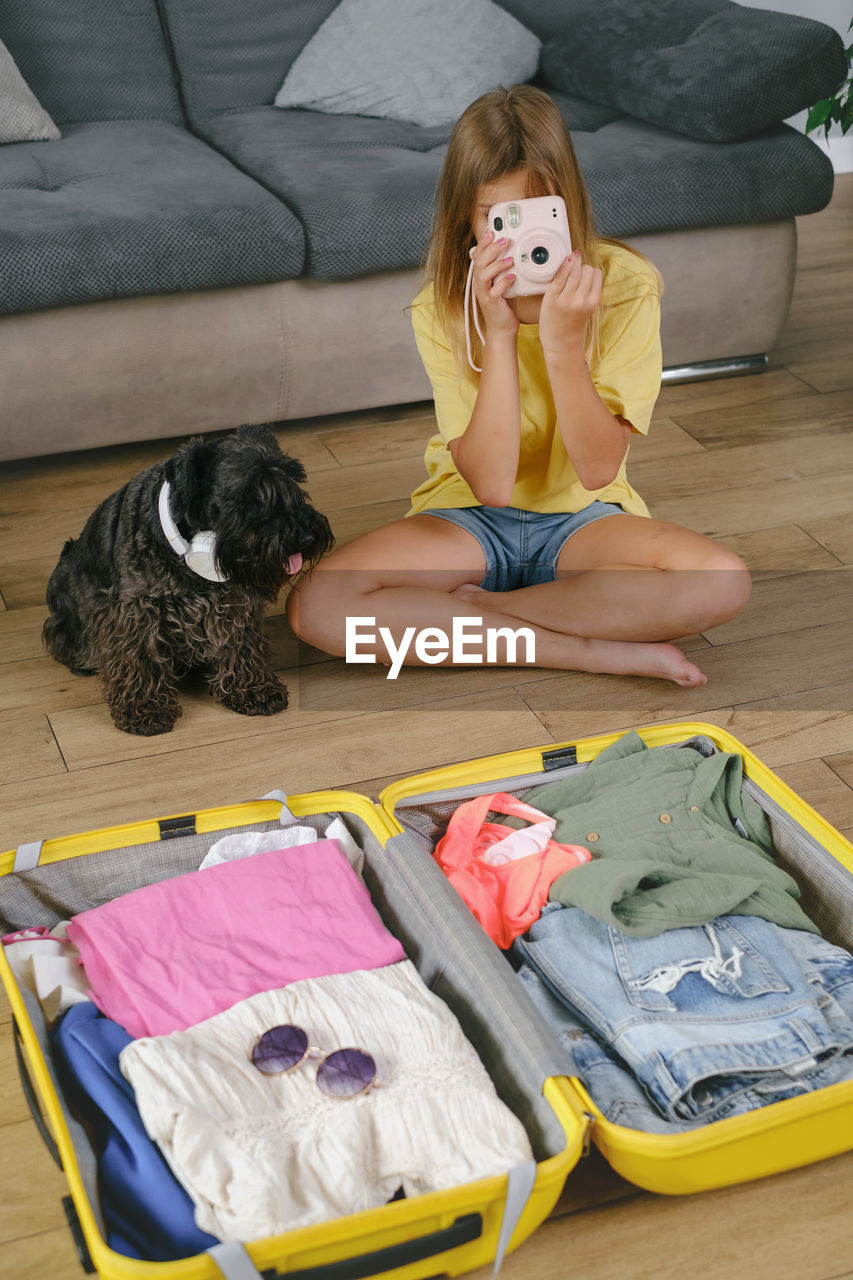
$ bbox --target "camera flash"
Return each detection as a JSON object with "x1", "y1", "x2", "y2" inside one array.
[{"x1": 508, "y1": 204, "x2": 520, "y2": 228}]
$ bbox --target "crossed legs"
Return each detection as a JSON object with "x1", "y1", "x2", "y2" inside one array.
[{"x1": 287, "y1": 513, "x2": 751, "y2": 686}]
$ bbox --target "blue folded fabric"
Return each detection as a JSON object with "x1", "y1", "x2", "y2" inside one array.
[{"x1": 50, "y1": 1003, "x2": 218, "y2": 1261}]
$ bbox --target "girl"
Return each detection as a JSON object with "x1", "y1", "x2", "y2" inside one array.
[{"x1": 288, "y1": 85, "x2": 750, "y2": 685}]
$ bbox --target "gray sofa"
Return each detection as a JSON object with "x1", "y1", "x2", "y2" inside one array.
[{"x1": 0, "y1": 0, "x2": 845, "y2": 462}]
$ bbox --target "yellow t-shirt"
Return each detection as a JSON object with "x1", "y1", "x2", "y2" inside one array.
[{"x1": 407, "y1": 241, "x2": 661, "y2": 518}]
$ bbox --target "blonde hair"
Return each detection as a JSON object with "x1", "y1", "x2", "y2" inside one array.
[{"x1": 423, "y1": 84, "x2": 650, "y2": 376}]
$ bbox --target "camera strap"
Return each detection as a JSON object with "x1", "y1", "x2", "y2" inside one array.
[{"x1": 464, "y1": 250, "x2": 486, "y2": 373}]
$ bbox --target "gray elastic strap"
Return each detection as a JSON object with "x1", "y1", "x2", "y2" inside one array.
[
  {"x1": 206, "y1": 1241, "x2": 263, "y2": 1280},
  {"x1": 491, "y1": 1159, "x2": 538, "y2": 1279},
  {"x1": 261, "y1": 788, "x2": 298, "y2": 826},
  {"x1": 14, "y1": 841, "x2": 43, "y2": 871}
]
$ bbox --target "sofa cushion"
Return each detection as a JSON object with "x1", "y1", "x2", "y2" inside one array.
[
  {"x1": 0, "y1": 36, "x2": 60, "y2": 143},
  {"x1": 538, "y1": 0, "x2": 848, "y2": 143},
  {"x1": 0, "y1": 0, "x2": 183, "y2": 125},
  {"x1": 572, "y1": 118, "x2": 835, "y2": 239},
  {"x1": 155, "y1": 0, "x2": 342, "y2": 118},
  {"x1": 273, "y1": 0, "x2": 540, "y2": 128},
  {"x1": 197, "y1": 108, "x2": 447, "y2": 280},
  {"x1": 0, "y1": 122, "x2": 305, "y2": 315}
]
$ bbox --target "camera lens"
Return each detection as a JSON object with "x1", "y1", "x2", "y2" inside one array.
[
  {"x1": 493, "y1": 216, "x2": 503, "y2": 232},
  {"x1": 531, "y1": 245, "x2": 549, "y2": 266}
]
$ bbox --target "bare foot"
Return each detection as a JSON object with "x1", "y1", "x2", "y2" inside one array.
[
  {"x1": 451, "y1": 584, "x2": 707, "y2": 687},
  {"x1": 576, "y1": 635, "x2": 707, "y2": 687}
]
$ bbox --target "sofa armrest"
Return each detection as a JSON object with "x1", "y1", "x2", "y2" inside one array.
[{"x1": 537, "y1": 0, "x2": 847, "y2": 142}]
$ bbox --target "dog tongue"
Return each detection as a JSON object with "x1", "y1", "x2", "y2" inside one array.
[{"x1": 285, "y1": 553, "x2": 303, "y2": 575}]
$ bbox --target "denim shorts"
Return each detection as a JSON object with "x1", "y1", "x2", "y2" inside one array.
[{"x1": 422, "y1": 502, "x2": 627, "y2": 591}]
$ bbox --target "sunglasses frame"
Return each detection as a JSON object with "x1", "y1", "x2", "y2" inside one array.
[{"x1": 250, "y1": 1024, "x2": 381, "y2": 1100}]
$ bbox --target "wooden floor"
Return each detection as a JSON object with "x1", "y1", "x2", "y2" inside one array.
[{"x1": 0, "y1": 175, "x2": 851, "y2": 1279}]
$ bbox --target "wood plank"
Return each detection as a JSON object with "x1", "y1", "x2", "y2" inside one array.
[
  {"x1": 0, "y1": 714, "x2": 66, "y2": 787},
  {"x1": 629, "y1": 429, "x2": 853, "y2": 508},
  {"x1": 799, "y1": 513, "x2": 853, "y2": 566},
  {"x1": 0, "y1": 506, "x2": 95, "y2": 566},
  {"x1": 773, "y1": 758, "x2": 853, "y2": 833},
  {"x1": 700, "y1": 567, "x2": 853, "y2": 646},
  {"x1": 826, "y1": 750, "x2": 853, "y2": 791},
  {"x1": 654, "y1": 368, "x2": 816, "y2": 421},
  {"x1": 0, "y1": 1017, "x2": 33, "y2": 1127},
  {"x1": 0, "y1": 605, "x2": 49, "y2": 665},
  {"x1": 667, "y1": 387, "x2": 852, "y2": 450},
  {"x1": 0, "y1": 554, "x2": 56, "y2": 611},
  {"x1": 696, "y1": 693, "x2": 853, "y2": 770},
  {"x1": 464, "y1": 1148, "x2": 853, "y2": 1280},
  {"x1": 47, "y1": 660, "x2": 550, "y2": 772},
  {"x1": 516, "y1": 689, "x2": 853, "y2": 773},
  {"x1": 771, "y1": 320, "x2": 853, "y2": 368},
  {"x1": 648, "y1": 470, "x2": 853, "y2": 540},
  {"x1": 620, "y1": 417, "x2": 706, "y2": 462},
  {"x1": 0, "y1": 1226, "x2": 83, "y2": 1280},
  {"x1": 42, "y1": 621, "x2": 708, "y2": 772},
  {"x1": 784, "y1": 261, "x2": 853, "y2": 307},
  {"x1": 0, "y1": 689, "x2": 551, "y2": 850},
  {"x1": 0, "y1": 1119, "x2": 70, "y2": 1242},
  {"x1": 787, "y1": 354, "x2": 853, "y2": 395},
  {"x1": 520, "y1": 620, "x2": 853, "y2": 741},
  {"x1": 713, "y1": 525, "x2": 842, "y2": 580},
  {"x1": 0, "y1": 657, "x2": 103, "y2": 718},
  {"x1": 306, "y1": 455, "x2": 427, "y2": 511},
  {"x1": 0, "y1": 423, "x2": 343, "y2": 517},
  {"x1": 318, "y1": 413, "x2": 436, "y2": 467},
  {"x1": 327, "y1": 497, "x2": 413, "y2": 547}
]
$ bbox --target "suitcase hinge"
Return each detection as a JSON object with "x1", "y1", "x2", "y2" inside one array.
[
  {"x1": 159, "y1": 814, "x2": 197, "y2": 839},
  {"x1": 542, "y1": 745, "x2": 577, "y2": 771}
]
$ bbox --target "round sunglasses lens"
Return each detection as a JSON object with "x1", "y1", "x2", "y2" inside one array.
[
  {"x1": 252, "y1": 1024, "x2": 308, "y2": 1074},
  {"x1": 316, "y1": 1049, "x2": 376, "y2": 1099}
]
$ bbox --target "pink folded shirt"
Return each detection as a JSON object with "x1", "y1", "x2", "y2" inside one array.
[{"x1": 66, "y1": 840, "x2": 405, "y2": 1038}]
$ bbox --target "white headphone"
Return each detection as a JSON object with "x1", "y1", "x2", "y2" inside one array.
[{"x1": 158, "y1": 480, "x2": 227, "y2": 583}]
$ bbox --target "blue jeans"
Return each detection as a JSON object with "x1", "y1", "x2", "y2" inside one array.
[
  {"x1": 517, "y1": 961, "x2": 699, "y2": 1134},
  {"x1": 514, "y1": 905, "x2": 853, "y2": 1127}
]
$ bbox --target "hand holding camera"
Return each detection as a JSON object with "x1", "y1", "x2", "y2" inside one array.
[
  {"x1": 465, "y1": 194, "x2": 591, "y2": 371},
  {"x1": 485, "y1": 195, "x2": 572, "y2": 298}
]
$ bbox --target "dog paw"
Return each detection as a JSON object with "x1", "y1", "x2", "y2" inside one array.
[
  {"x1": 111, "y1": 703, "x2": 182, "y2": 736},
  {"x1": 218, "y1": 679, "x2": 289, "y2": 717}
]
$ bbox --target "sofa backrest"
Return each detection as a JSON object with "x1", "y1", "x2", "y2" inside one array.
[
  {"x1": 0, "y1": 0, "x2": 182, "y2": 125},
  {"x1": 496, "y1": 0, "x2": 588, "y2": 41},
  {"x1": 155, "y1": 0, "x2": 342, "y2": 118}
]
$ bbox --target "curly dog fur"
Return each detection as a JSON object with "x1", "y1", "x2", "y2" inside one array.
[{"x1": 43, "y1": 425, "x2": 334, "y2": 736}]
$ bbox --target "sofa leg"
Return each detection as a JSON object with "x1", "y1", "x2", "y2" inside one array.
[{"x1": 661, "y1": 354, "x2": 769, "y2": 384}]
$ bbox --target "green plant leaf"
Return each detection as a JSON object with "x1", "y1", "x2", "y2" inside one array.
[{"x1": 806, "y1": 99, "x2": 833, "y2": 132}]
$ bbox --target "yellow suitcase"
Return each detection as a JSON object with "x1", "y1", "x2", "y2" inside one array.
[{"x1": 2, "y1": 720, "x2": 853, "y2": 1279}]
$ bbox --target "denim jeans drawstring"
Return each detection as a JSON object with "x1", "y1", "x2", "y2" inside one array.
[{"x1": 630, "y1": 924, "x2": 744, "y2": 995}]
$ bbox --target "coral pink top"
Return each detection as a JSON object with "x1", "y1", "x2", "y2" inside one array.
[{"x1": 434, "y1": 793, "x2": 590, "y2": 948}]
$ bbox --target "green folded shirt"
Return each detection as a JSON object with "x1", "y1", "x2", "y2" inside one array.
[{"x1": 522, "y1": 731, "x2": 817, "y2": 937}]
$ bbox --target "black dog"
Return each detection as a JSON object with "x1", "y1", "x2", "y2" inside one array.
[{"x1": 43, "y1": 425, "x2": 334, "y2": 735}]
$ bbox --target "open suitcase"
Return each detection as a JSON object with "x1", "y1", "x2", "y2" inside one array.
[{"x1": 3, "y1": 720, "x2": 853, "y2": 1280}]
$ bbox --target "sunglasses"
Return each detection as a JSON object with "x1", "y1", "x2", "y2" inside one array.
[{"x1": 250, "y1": 1024, "x2": 380, "y2": 1099}]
